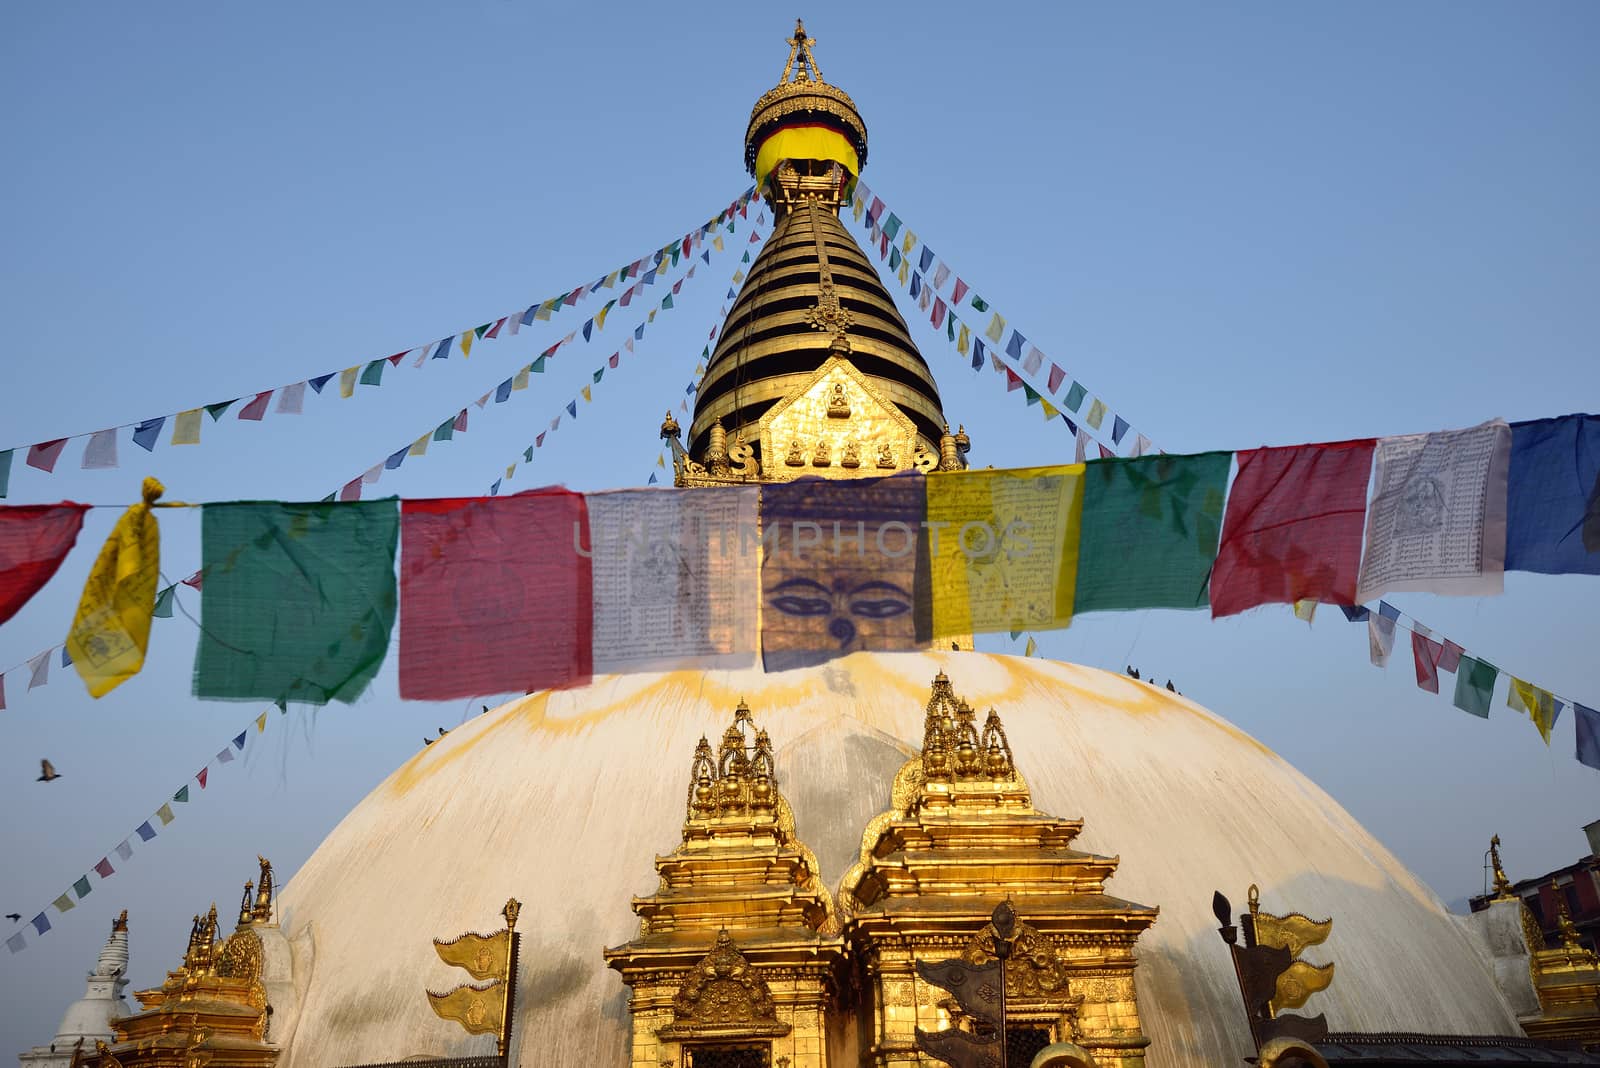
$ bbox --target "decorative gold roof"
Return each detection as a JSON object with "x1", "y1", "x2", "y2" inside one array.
[{"x1": 744, "y1": 19, "x2": 867, "y2": 177}]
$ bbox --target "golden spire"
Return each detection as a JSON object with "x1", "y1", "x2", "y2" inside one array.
[
  {"x1": 1490, "y1": 834, "x2": 1516, "y2": 899},
  {"x1": 1553, "y1": 881, "x2": 1584, "y2": 951},
  {"x1": 252, "y1": 856, "x2": 274, "y2": 923},
  {"x1": 113, "y1": 909, "x2": 128, "y2": 933},
  {"x1": 236, "y1": 881, "x2": 254, "y2": 928}
]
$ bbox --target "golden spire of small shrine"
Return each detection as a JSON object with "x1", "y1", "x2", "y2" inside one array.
[{"x1": 1490, "y1": 834, "x2": 1516, "y2": 899}]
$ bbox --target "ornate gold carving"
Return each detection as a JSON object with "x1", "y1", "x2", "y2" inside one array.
[
  {"x1": 919, "y1": 671, "x2": 1019, "y2": 786},
  {"x1": 1248, "y1": 884, "x2": 1335, "y2": 1014},
  {"x1": 962, "y1": 919, "x2": 1073, "y2": 999},
  {"x1": 744, "y1": 20, "x2": 868, "y2": 177},
  {"x1": 785, "y1": 440, "x2": 805, "y2": 466},
  {"x1": 1554, "y1": 880, "x2": 1584, "y2": 950},
  {"x1": 658, "y1": 930, "x2": 791, "y2": 1039},
  {"x1": 94, "y1": 1040, "x2": 124, "y2": 1068},
  {"x1": 812, "y1": 439, "x2": 831, "y2": 466},
  {"x1": 215, "y1": 927, "x2": 262, "y2": 982},
  {"x1": 757, "y1": 356, "x2": 920, "y2": 483},
  {"x1": 827, "y1": 382, "x2": 851, "y2": 418},
  {"x1": 841, "y1": 440, "x2": 861, "y2": 468},
  {"x1": 876, "y1": 442, "x2": 896, "y2": 469},
  {"x1": 428, "y1": 897, "x2": 521, "y2": 1055}
]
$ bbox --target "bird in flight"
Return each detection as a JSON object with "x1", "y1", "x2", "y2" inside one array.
[
  {"x1": 5, "y1": 913, "x2": 20, "y2": 923},
  {"x1": 37, "y1": 759, "x2": 60, "y2": 782}
]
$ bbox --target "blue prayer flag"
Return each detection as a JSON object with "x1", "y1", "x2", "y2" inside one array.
[
  {"x1": 232, "y1": 731, "x2": 246, "y2": 750},
  {"x1": 1339, "y1": 604, "x2": 1371, "y2": 622},
  {"x1": 648, "y1": 472, "x2": 659, "y2": 485},
  {"x1": 30, "y1": 913, "x2": 49, "y2": 935},
  {"x1": 919, "y1": 247, "x2": 934, "y2": 273},
  {"x1": 1062, "y1": 415, "x2": 1078, "y2": 436},
  {"x1": 1378, "y1": 600, "x2": 1400, "y2": 621},
  {"x1": 1112, "y1": 416, "x2": 1130, "y2": 445},
  {"x1": 431, "y1": 338, "x2": 452, "y2": 360},
  {"x1": 727, "y1": 288, "x2": 737, "y2": 299},
  {"x1": 635, "y1": 324, "x2": 646, "y2": 341},
  {"x1": 61, "y1": 646, "x2": 72, "y2": 668},
  {"x1": 136, "y1": 821, "x2": 156, "y2": 842},
  {"x1": 1006, "y1": 331, "x2": 1026, "y2": 360},
  {"x1": 971, "y1": 339, "x2": 985, "y2": 372},
  {"x1": 132, "y1": 417, "x2": 165, "y2": 452},
  {"x1": 490, "y1": 479, "x2": 501, "y2": 496},
  {"x1": 566, "y1": 400, "x2": 577, "y2": 418},
  {"x1": 519, "y1": 306, "x2": 536, "y2": 326},
  {"x1": 643, "y1": 268, "x2": 658, "y2": 285},
  {"x1": 909, "y1": 273, "x2": 921, "y2": 299},
  {"x1": 1577, "y1": 703, "x2": 1600, "y2": 770},
  {"x1": 1505, "y1": 415, "x2": 1600, "y2": 575},
  {"x1": 308, "y1": 373, "x2": 336, "y2": 393},
  {"x1": 495, "y1": 379, "x2": 513, "y2": 403},
  {"x1": 582, "y1": 319, "x2": 594, "y2": 342},
  {"x1": 385, "y1": 448, "x2": 407, "y2": 471}
]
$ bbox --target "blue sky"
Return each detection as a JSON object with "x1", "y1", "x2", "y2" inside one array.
[{"x1": 1, "y1": 1, "x2": 1596, "y2": 1049}]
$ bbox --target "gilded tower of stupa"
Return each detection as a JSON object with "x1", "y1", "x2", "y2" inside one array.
[{"x1": 666, "y1": 19, "x2": 970, "y2": 487}]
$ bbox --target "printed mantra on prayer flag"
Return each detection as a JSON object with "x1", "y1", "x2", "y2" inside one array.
[
  {"x1": 1356, "y1": 420, "x2": 1511, "y2": 605},
  {"x1": 1211, "y1": 441, "x2": 1375, "y2": 618},
  {"x1": 585, "y1": 487, "x2": 758, "y2": 674},
  {"x1": 926, "y1": 465, "x2": 1083, "y2": 637},
  {"x1": 399, "y1": 489, "x2": 591, "y2": 700},
  {"x1": 0, "y1": 504, "x2": 87, "y2": 624}
]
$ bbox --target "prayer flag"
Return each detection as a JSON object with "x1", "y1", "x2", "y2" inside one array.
[
  {"x1": 132, "y1": 418, "x2": 165, "y2": 452},
  {"x1": 905, "y1": 230, "x2": 919, "y2": 255},
  {"x1": 67, "y1": 477, "x2": 164, "y2": 698},
  {"x1": 985, "y1": 314, "x2": 1006, "y2": 344},
  {"x1": 0, "y1": 504, "x2": 88, "y2": 624},
  {"x1": 759, "y1": 475, "x2": 929, "y2": 670},
  {"x1": 232, "y1": 730, "x2": 246, "y2": 750},
  {"x1": 453, "y1": 409, "x2": 468, "y2": 433},
  {"x1": 27, "y1": 649, "x2": 49, "y2": 689},
  {"x1": 73, "y1": 876, "x2": 91, "y2": 900},
  {"x1": 952, "y1": 278, "x2": 969, "y2": 306},
  {"x1": 5, "y1": 932, "x2": 24, "y2": 954},
  {"x1": 1074, "y1": 452, "x2": 1231, "y2": 613},
  {"x1": 171, "y1": 410, "x2": 202, "y2": 446},
  {"x1": 957, "y1": 323, "x2": 970, "y2": 356},
  {"x1": 883, "y1": 213, "x2": 902, "y2": 240},
  {"x1": 972, "y1": 338, "x2": 985, "y2": 371},
  {"x1": 82, "y1": 429, "x2": 119, "y2": 470},
  {"x1": 486, "y1": 316, "x2": 507, "y2": 338},
  {"x1": 1294, "y1": 599, "x2": 1318, "y2": 622},
  {"x1": 115, "y1": 839, "x2": 133, "y2": 861},
  {"x1": 1023, "y1": 384, "x2": 1041, "y2": 406},
  {"x1": 157, "y1": 803, "x2": 174, "y2": 824},
  {"x1": 31, "y1": 913, "x2": 50, "y2": 934},
  {"x1": 385, "y1": 447, "x2": 407, "y2": 471},
  {"x1": 216, "y1": 746, "x2": 234, "y2": 764},
  {"x1": 205, "y1": 401, "x2": 235, "y2": 422},
  {"x1": 587, "y1": 487, "x2": 759, "y2": 673},
  {"x1": 971, "y1": 294, "x2": 989, "y2": 312},
  {"x1": 1211, "y1": 441, "x2": 1375, "y2": 617},
  {"x1": 582, "y1": 385, "x2": 592, "y2": 402},
  {"x1": 1576, "y1": 703, "x2": 1600, "y2": 770},
  {"x1": 1047, "y1": 364, "x2": 1066, "y2": 394},
  {"x1": 359, "y1": 360, "x2": 384, "y2": 387},
  {"x1": 1340, "y1": 604, "x2": 1371, "y2": 622},
  {"x1": 932, "y1": 261, "x2": 949, "y2": 289},
  {"x1": 94, "y1": 858, "x2": 113, "y2": 879},
  {"x1": 1453, "y1": 656, "x2": 1497, "y2": 718},
  {"x1": 310, "y1": 372, "x2": 338, "y2": 392},
  {"x1": 1368, "y1": 606, "x2": 1397, "y2": 667},
  {"x1": 1438, "y1": 639, "x2": 1464, "y2": 674},
  {"x1": 1412, "y1": 627, "x2": 1445, "y2": 693},
  {"x1": 1133, "y1": 434, "x2": 1152, "y2": 458},
  {"x1": 239, "y1": 391, "x2": 273, "y2": 421},
  {"x1": 174, "y1": 784, "x2": 189, "y2": 803},
  {"x1": 197, "y1": 767, "x2": 208, "y2": 789},
  {"x1": 1064, "y1": 382, "x2": 1086, "y2": 413},
  {"x1": 460, "y1": 332, "x2": 474, "y2": 357},
  {"x1": 136, "y1": 821, "x2": 156, "y2": 842},
  {"x1": 54, "y1": 894, "x2": 74, "y2": 913},
  {"x1": 276, "y1": 382, "x2": 306, "y2": 414},
  {"x1": 27, "y1": 439, "x2": 69, "y2": 473},
  {"x1": 909, "y1": 272, "x2": 922, "y2": 298},
  {"x1": 1504, "y1": 414, "x2": 1600, "y2": 575},
  {"x1": 927, "y1": 465, "x2": 1084, "y2": 638},
  {"x1": 195, "y1": 500, "x2": 398, "y2": 704},
  {"x1": 1112, "y1": 416, "x2": 1130, "y2": 446},
  {"x1": 1006, "y1": 331, "x2": 1026, "y2": 360},
  {"x1": 338, "y1": 367, "x2": 359, "y2": 398},
  {"x1": 1085, "y1": 399, "x2": 1106, "y2": 430},
  {"x1": 1508, "y1": 678, "x2": 1562, "y2": 744},
  {"x1": 567, "y1": 400, "x2": 577, "y2": 419},
  {"x1": 1356, "y1": 420, "x2": 1511, "y2": 604},
  {"x1": 399, "y1": 490, "x2": 592, "y2": 699}
]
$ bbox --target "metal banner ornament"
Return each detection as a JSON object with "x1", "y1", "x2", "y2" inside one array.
[{"x1": 915, "y1": 900, "x2": 1018, "y2": 1068}]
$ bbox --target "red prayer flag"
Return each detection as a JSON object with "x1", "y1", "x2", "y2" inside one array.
[
  {"x1": 1412, "y1": 629, "x2": 1445, "y2": 693},
  {"x1": 93, "y1": 857, "x2": 114, "y2": 879},
  {"x1": 238, "y1": 391, "x2": 273, "y2": 421},
  {"x1": 1210, "y1": 440, "x2": 1376, "y2": 618},
  {"x1": 1438, "y1": 639, "x2": 1465, "y2": 674},
  {"x1": 1098, "y1": 444, "x2": 1114, "y2": 459},
  {"x1": 339, "y1": 478, "x2": 362, "y2": 502},
  {"x1": 1048, "y1": 364, "x2": 1066, "y2": 394},
  {"x1": 535, "y1": 432, "x2": 546, "y2": 448},
  {"x1": 951, "y1": 278, "x2": 969, "y2": 306},
  {"x1": 399, "y1": 490, "x2": 592, "y2": 699},
  {"x1": 386, "y1": 351, "x2": 406, "y2": 366},
  {"x1": 931, "y1": 298, "x2": 947, "y2": 330},
  {"x1": 453, "y1": 409, "x2": 468, "y2": 433},
  {"x1": 181, "y1": 570, "x2": 204, "y2": 590},
  {"x1": 609, "y1": 353, "x2": 619, "y2": 369},
  {"x1": 196, "y1": 767, "x2": 208, "y2": 789},
  {"x1": 484, "y1": 317, "x2": 506, "y2": 339},
  {"x1": 1004, "y1": 368, "x2": 1024, "y2": 392},
  {"x1": 26, "y1": 439, "x2": 69, "y2": 473},
  {"x1": 0, "y1": 504, "x2": 89, "y2": 624}
]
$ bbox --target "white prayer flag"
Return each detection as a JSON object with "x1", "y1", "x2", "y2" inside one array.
[
  {"x1": 587, "y1": 486, "x2": 759, "y2": 674},
  {"x1": 276, "y1": 381, "x2": 306, "y2": 414},
  {"x1": 27, "y1": 650, "x2": 50, "y2": 690},
  {"x1": 114, "y1": 839, "x2": 134, "y2": 862},
  {"x1": 1356, "y1": 420, "x2": 1511, "y2": 604},
  {"x1": 1074, "y1": 430, "x2": 1090, "y2": 465},
  {"x1": 82, "y1": 429, "x2": 119, "y2": 470},
  {"x1": 932, "y1": 263, "x2": 951, "y2": 291},
  {"x1": 1368, "y1": 613, "x2": 1396, "y2": 667}
]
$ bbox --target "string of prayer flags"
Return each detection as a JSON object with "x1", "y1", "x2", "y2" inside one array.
[
  {"x1": 1355, "y1": 420, "x2": 1511, "y2": 604},
  {"x1": 758, "y1": 475, "x2": 930, "y2": 671},
  {"x1": 1211, "y1": 440, "x2": 1376, "y2": 617},
  {"x1": 926, "y1": 465, "x2": 1084, "y2": 638},
  {"x1": 66, "y1": 478, "x2": 164, "y2": 697},
  {"x1": 1073, "y1": 452, "x2": 1231, "y2": 613},
  {"x1": 399, "y1": 489, "x2": 591, "y2": 699},
  {"x1": 0, "y1": 503, "x2": 88, "y2": 624},
  {"x1": 195, "y1": 501, "x2": 398, "y2": 704},
  {"x1": 587, "y1": 487, "x2": 758, "y2": 673},
  {"x1": 1504, "y1": 414, "x2": 1600, "y2": 575}
]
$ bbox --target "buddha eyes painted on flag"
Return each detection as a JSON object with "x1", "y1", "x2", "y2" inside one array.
[{"x1": 765, "y1": 576, "x2": 913, "y2": 649}]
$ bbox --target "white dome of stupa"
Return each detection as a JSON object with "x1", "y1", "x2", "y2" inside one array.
[{"x1": 271, "y1": 650, "x2": 1520, "y2": 1067}]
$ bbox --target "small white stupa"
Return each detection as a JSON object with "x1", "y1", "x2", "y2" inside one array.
[{"x1": 16, "y1": 910, "x2": 131, "y2": 1068}]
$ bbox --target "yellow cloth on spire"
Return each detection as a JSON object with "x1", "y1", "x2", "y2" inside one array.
[
  {"x1": 434, "y1": 929, "x2": 512, "y2": 980},
  {"x1": 926, "y1": 465, "x2": 1085, "y2": 639},
  {"x1": 753, "y1": 125, "x2": 859, "y2": 186},
  {"x1": 66, "y1": 477, "x2": 165, "y2": 698}
]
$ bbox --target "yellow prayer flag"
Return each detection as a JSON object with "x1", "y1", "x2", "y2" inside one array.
[
  {"x1": 460, "y1": 332, "x2": 473, "y2": 358},
  {"x1": 67, "y1": 478, "x2": 164, "y2": 698},
  {"x1": 1024, "y1": 636, "x2": 1037, "y2": 657},
  {"x1": 648, "y1": 309, "x2": 657, "y2": 323},
  {"x1": 732, "y1": 269, "x2": 745, "y2": 283},
  {"x1": 1294, "y1": 599, "x2": 1317, "y2": 623},
  {"x1": 957, "y1": 323, "x2": 971, "y2": 356},
  {"x1": 427, "y1": 981, "x2": 504, "y2": 1036},
  {"x1": 595, "y1": 304, "x2": 610, "y2": 331},
  {"x1": 171, "y1": 409, "x2": 202, "y2": 446},
  {"x1": 339, "y1": 366, "x2": 359, "y2": 398},
  {"x1": 255, "y1": 711, "x2": 267, "y2": 732},
  {"x1": 713, "y1": 235, "x2": 724, "y2": 252},
  {"x1": 603, "y1": 270, "x2": 618, "y2": 289},
  {"x1": 534, "y1": 301, "x2": 553, "y2": 321},
  {"x1": 157, "y1": 803, "x2": 175, "y2": 825},
  {"x1": 926, "y1": 465, "x2": 1085, "y2": 639},
  {"x1": 408, "y1": 434, "x2": 430, "y2": 458},
  {"x1": 852, "y1": 196, "x2": 864, "y2": 221},
  {"x1": 512, "y1": 366, "x2": 530, "y2": 391},
  {"x1": 985, "y1": 313, "x2": 1006, "y2": 344},
  {"x1": 505, "y1": 464, "x2": 516, "y2": 480},
  {"x1": 1040, "y1": 399, "x2": 1059, "y2": 420},
  {"x1": 897, "y1": 259, "x2": 909, "y2": 285},
  {"x1": 1509, "y1": 678, "x2": 1558, "y2": 744},
  {"x1": 1086, "y1": 398, "x2": 1106, "y2": 430},
  {"x1": 656, "y1": 453, "x2": 666, "y2": 468},
  {"x1": 903, "y1": 230, "x2": 917, "y2": 254},
  {"x1": 581, "y1": 385, "x2": 592, "y2": 403}
]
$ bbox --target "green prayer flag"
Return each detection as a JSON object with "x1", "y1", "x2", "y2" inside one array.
[
  {"x1": 360, "y1": 359, "x2": 385, "y2": 386},
  {"x1": 73, "y1": 875, "x2": 91, "y2": 899},
  {"x1": 1074, "y1": 452, "x2": 1231, "y2": 613},
  {"x1": 662, "y1": 294, "x2": 673, "y2": 309},
  {"x1": 741, "y1": 251, "x2": 750, "y2": 263},
  {"x1": 432, "y1": 419, "x2": 454, "y2": 442},
  {"x1": 971, "y1": 295, "x2": 989, "y2": 312},
  {"x1": 1453, "y1": 656, "x2": 1498, "y2": 718},
  {"x1": 1023, "y1": 385, "x2": 1041, "y2": 406},
  {"x1": 593, "y1": 368, "x2": 604, "y2": 384},
  {"x1": 173, "y1": 784, "x2": 189, "y2": 803},
  {"x1": 153, "y1": 585, "x2": 176, "y2": 619},
  {"x1": 531, "y1": 356, "x2": 547, "y2": 373},
  {"x1": 523, "y1": 447, "x2": 534, "y2": 462},
  {"x1": 1064, "y1": 382, "x2": 1087, "y2": 412},
  {"x1": 205, "y1": 400, "x2": 235, "y2": 422},
  {"x1": 947, "y1": 315, "x2": 956, "y2": 343},
  {"x1": 0, "y1": 449, "x2": 11, "y2": 498},
  {"x1": 194, "y1": 500, "x2": 398, "y2": 705},
  {"x1": 474, "y1": 323, "x2": 490, "y2": 338}
]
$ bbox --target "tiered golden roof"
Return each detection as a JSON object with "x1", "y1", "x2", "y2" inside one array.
[{"x1": 1524, "y1": 880, "x2": 1600, "y2": 1043}]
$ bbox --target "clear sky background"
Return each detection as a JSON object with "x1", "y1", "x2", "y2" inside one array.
[{"x1": 1, "y1": 0, "x2": 1596, "y2": 1050}]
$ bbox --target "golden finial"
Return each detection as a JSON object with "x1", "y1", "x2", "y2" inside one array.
[
  {"x1": 782, "y1": 19, "x2": 822, "y2": 84},
  {"x1": 237, "y1": 881, "x2": 254, "y2": 928},
  {"x1": 112, "y1": 909, "x2": 128, "y2": 934},
  {"x1": 1552, "y1": 881, "x2": 1583, "y2": 950},
  {"x1": 1490, "y1": 834, "x2": 1516, "y2": 899},
  {"x1": 503, "y1": 897, "x2": 521, "y2": 932},
  {"x1": 252, "y1": 856, "x2": 274, "y2": 923},
  {"x1": 660, "y1": 410, "x2": 681, "y2": 442}
]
